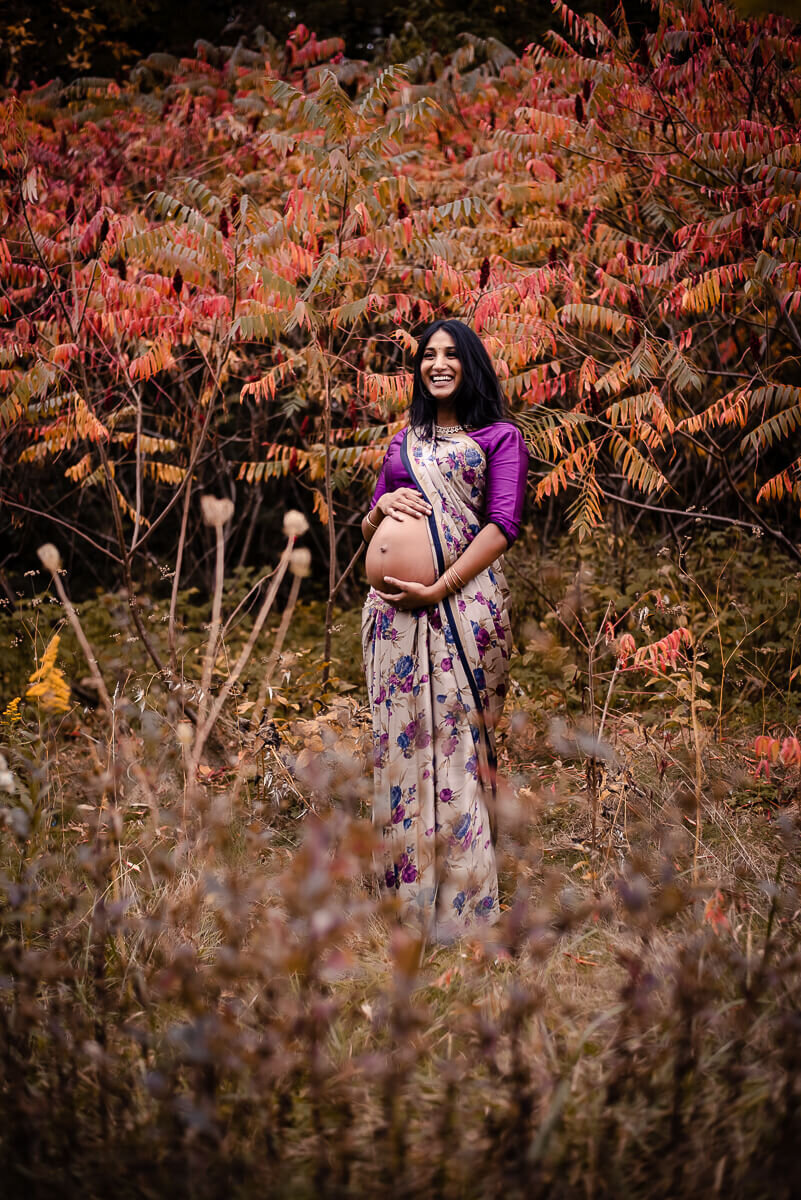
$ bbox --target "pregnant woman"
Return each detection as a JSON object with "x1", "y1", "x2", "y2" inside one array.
[{"x1": 361, "y1": 319, "x2": 528, "y2": 943}]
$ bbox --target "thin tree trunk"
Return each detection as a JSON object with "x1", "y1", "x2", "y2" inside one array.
[{"x1": 322, "y1": 368, "x2": 338, "y2": 687}]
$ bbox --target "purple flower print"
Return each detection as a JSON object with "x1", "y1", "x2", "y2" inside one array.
[
  {"x1": 400, "y1": 675, "x2": 414, "y2": 693},
  {"x1": 476, "y1": 895, "x2": 496, "y2": 917},
  {"x1": 399, "y1": 852, "x2": 417, "y2": 884},
  {"x1": 474, "y1": 591, "x2": 486, "y2": 605},
  {"x1": 441, "y1": 735, "x2": 458, "y2": 757},
  {"x1": 474, "y1": 626, "x2": 491, "y2": 652},
  {"x1": 430, "y1": 609, "x2": 443, "y2": 631},
  {"x1": 457, "y1": 598, "x2": 467, "y2": 613},
  {"x1": 376, "y1": 686, "x2": 387, "y2": 704},
  {"x1": 392, "y1": 805, "x2": 406, "y2": 824},
  {"x1": 465, "y1": 755, "x2": 478, "y2": 777},
  {"x1": 412, "y1": 719, "x2": 430, "y2": 749},
  {"x1": 439, "y1": 787, "x2": 453, "y2": 804},
  {"x1": 397, "y1": 718, "x2": 429, "y2": 757},
  {"x1": 377, "y1": 609, "x2": 399, "y2": 641},
  {"x1": 441, "y1": 656, "x2": 453, "y2": 672},
  {"x1": 373, "y1": 732, "x2": 389, "y2": 768},
  {"x1": 385, "y1": 867, "x2": 397, "y2": 889}
]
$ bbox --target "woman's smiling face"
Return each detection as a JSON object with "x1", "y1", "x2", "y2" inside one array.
[{"x1": 420, "y1": 330, "x2": 462, "y2": 404}]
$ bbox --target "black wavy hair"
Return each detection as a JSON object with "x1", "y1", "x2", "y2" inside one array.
[{"x1": 409, "y1": 319, "x2": 509, "y2": 439}]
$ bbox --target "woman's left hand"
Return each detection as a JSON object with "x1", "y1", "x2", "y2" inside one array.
[{"x1": 376, "y1": 577, "x2": 442, "y2": 610}]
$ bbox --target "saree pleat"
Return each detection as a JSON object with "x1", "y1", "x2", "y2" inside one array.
[{"x1": 361, "y1": 428, "x2": 512, "y2": 942}]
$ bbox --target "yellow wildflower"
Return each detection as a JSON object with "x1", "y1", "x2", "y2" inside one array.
[
  {"x1": 1, "y1": 697, "x2": 22, "y2": 725},
  {"x1": 26, "y1": 633, "x2": 71, "y2": 714}
]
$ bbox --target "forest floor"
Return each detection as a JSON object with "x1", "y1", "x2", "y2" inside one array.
[{"x1": 1, "y1": 527, "x2": 800, "y2": 1197}]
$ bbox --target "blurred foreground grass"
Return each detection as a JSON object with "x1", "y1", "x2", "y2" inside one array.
[{"x1": 1, "y1": 527, "x2": 800, "y2": 1197}]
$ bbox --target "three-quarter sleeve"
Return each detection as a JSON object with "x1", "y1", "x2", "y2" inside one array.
[
  {"x1": 483, "y1": 423, "x2": 528, "y2": 545},
  {"x1": 370, "y1": 460, "x2": 389, "y2": 508},
  {"x1": 369, "y1": 429, "x2": 408, "y2": 507}
]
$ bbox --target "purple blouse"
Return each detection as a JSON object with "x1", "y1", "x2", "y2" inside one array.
[{"x1": 371, "y1": 422, "x2": 529, "y2": 545}]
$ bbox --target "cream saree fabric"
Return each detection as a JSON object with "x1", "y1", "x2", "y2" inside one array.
[{"x1": 361, "y1": 427, "x2": 512, "y2": 942}]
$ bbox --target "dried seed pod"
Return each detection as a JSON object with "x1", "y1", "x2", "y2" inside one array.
[
  {"x1": 283, "y1": 510, "x2": 309, "y2": 538},
  {"x1": 289, "y1": 547, "x2": 312, "y2": 577},
  {"x1": 37, "y1": 543, "x2": 62, "y2": 574},
  {"x1": 176, "y1": 720, "x2": 194, "y2": 747},
  {"x1": 200, "y1": 495, "x2": 234, "y2": 527}
]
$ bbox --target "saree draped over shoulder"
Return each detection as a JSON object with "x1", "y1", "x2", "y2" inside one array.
[{"x1": 361, "y1": 427, "x2": 514, "y2": 942}]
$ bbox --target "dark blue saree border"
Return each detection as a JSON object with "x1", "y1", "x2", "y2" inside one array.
[{"x1": 399, "y1": 431, "x2": 497, "y2": 773}]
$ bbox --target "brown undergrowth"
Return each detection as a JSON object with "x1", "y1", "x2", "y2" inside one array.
[{"x1": 1, "y1": 527, "x2": 801, "y2": 1198}]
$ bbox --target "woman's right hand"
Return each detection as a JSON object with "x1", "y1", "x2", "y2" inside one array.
[{"x1": 377, "y1": 488, "x2": 432, "y2": 521}]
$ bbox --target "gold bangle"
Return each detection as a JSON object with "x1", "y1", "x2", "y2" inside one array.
[
  {"x1": 442, "y1": 567, "x2": 457, "y2": 595},
  {"x1": 451, "y1": 566, "x2": 466, "y2": 588},
  {"x1": 366, "y1": 507, "x2": 381, "y2": 529}
]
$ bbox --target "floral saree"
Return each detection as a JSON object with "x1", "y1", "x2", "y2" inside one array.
[{"x1": 361, "y1": 427, "x2": 513, "y2": 942}]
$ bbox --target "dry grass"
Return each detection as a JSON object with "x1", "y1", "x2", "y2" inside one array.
[
  {"x1": 1, "y1": 531, "x2": 801, "y2": 1198},
  {"x1": 1, "y1": 691, "x2": 799, "y2": 1199}
]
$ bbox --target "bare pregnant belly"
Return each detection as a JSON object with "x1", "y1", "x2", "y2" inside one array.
[{"x1": 365, "y1": 516, "x2": 437, "y2": 590}]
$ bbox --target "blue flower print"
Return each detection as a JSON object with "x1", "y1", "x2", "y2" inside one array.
[
  {"x1": 453, "y1": 811, "x2": 471, "y2": 840},
  {"x1": 465, "y1": 447, "x2": 482, "y2": 467},
  {"x1": 395, "y1": 654, "x2": 414, "y2": 678},
  {"x1": 397, "y1": 731, "x2": 410, "y2": 750},
  {"x1": 403, "y1": 817, "x2": 413, "y2": 830},
  {"x1": 376, "y1": 608, "x2": 399, "y2": 641},
  {"x1": 473, "y1": 667, "x2": 485, "y2": 690},
  {"x1": 452, "y1": 891, "x2": 466, "y2": 915},
  {"x1": 390, "y1": 785, "x2": 402, "y2": 810},
  {"x1": 476, "y1": 895, "x2": 495, "y2": 917}
]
